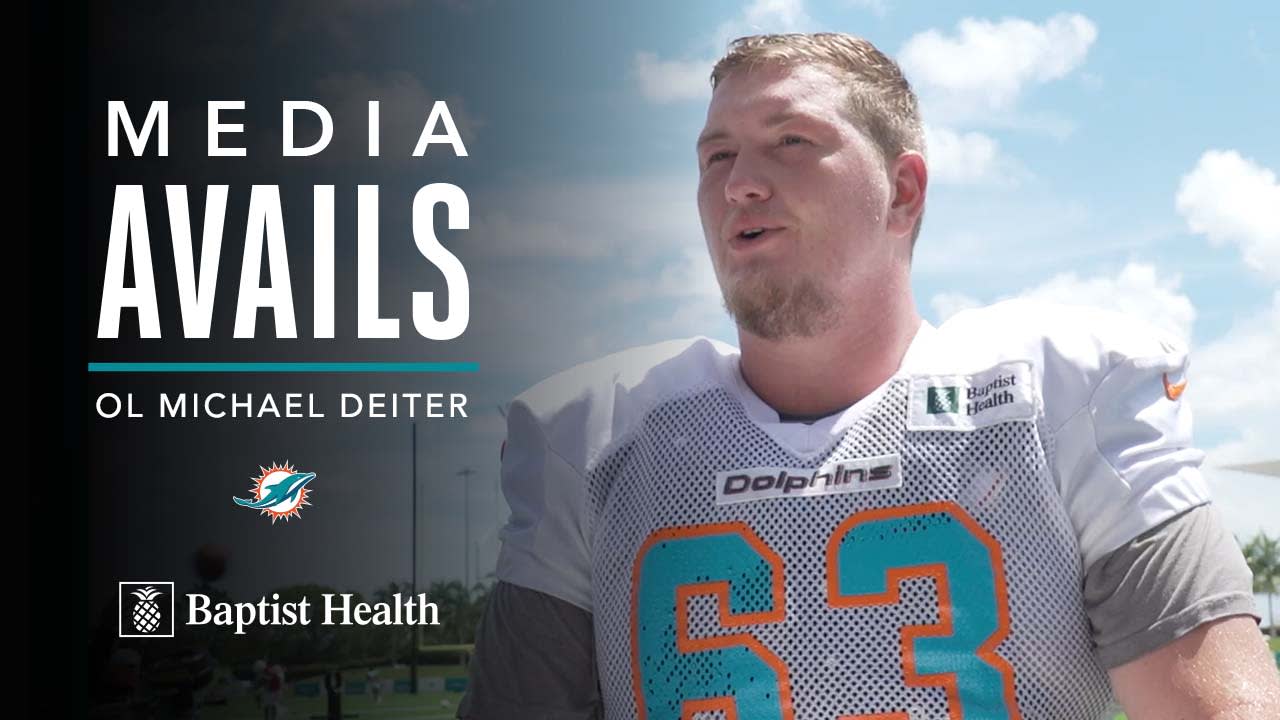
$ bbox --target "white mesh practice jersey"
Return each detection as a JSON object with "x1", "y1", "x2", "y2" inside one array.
[{"x1": 495, "y1": 299, "x2": 1210, "y2": 720}]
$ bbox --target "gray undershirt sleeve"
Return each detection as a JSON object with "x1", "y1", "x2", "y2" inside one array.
[
  {"x1": 457, "y1": 580, "x2": 603, "y2": 720},
  {"x1": 1083, "y1": 502, "x2": 1260, "y2": 669}
]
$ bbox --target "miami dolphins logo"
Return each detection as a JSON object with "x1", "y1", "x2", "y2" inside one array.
[{"x1": 233, "y1": 461, "x2": 315, "y2": 523}]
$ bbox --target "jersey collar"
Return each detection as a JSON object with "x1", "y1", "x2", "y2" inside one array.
[{"x1": 726, "y1": 317, "x2": 938, "y2": 456}]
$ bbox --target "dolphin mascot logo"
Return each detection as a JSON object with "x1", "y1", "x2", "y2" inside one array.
[
  {"x1": 234, "y1": 472, "x2": 315, "y2": 508},
  {"x1": 235, "y1": 464, "x2": 316, "y2": 522}
]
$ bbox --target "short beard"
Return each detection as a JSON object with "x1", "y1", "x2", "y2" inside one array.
[{"x1": 720, "y1": 271, "x2": 839, "y2": 340}]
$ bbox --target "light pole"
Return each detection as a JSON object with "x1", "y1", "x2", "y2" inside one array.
[{"x1": 458, "y1": 467, "x2": 476, "y2": 591}]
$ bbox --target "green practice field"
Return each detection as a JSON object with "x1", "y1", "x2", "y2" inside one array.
[{"x1": 201, "y1": 663, "x2": 467, "y2": 720}]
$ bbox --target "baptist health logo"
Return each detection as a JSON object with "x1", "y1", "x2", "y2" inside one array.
[
  {"x1": 119, "y1": 581, "x2": 175, "y2": 638},
  {"x1": 233, "y1": 461, "x2": 315, "y2": 523},
  {"x1": 926, "y1": 386, "x2": 959, "y2": 414}
]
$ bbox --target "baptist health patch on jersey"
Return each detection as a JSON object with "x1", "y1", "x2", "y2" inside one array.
[
  {"x1": 714, "y1": 454, "x2": 901, "y2": 506},
  {"x1": 907, "y1": 360, "x2": 1036, "y2": 432}
]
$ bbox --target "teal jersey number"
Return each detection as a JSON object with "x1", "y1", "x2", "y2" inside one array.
[
  {"x1": 829, "y1": 502, "x2": 1019, "y2": 719},
  {"x1": 631, "y1": 502, "x2": 1020, "y2": 720},
  {"x1": 631, "y1": 522, "x2": 792, "y2": 720}
]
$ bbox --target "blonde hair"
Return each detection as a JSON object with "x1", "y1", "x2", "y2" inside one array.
[{"x1": 710, "y1": 33, "x2": 927, "y2": 247}]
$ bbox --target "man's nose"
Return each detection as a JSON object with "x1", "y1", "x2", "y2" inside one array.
[{"x1": 724, "y1": 154, "x2": 772, "y2": 205}]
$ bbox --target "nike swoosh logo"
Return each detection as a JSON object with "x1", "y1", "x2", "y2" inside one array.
[{"x1": 1163, "y1": 373, "x2": 1187, "y2": 401}]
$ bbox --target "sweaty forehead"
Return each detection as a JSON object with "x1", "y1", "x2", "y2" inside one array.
[{"x1": 703, "y1": 63, "x2": 849, "y2": 128}]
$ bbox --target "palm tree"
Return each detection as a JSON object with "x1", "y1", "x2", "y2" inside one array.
[{"x1": 1242, "y1": 531, "x2": 1279, "y2": 637}]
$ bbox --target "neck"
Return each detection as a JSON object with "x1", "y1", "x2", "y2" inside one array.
[{"x1": 737, "y1": 289, "x2": 921, "y2": 418}]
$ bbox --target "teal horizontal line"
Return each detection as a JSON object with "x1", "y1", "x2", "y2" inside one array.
[{"x1": 88, "y1": 362, "x2": 479, "y2": 373}]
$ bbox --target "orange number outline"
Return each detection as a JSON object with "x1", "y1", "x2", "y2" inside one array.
[
  {"x1": 630, "y1": 521, "x2": 795, "y2": 720},
  {"x1": 826, "y1": 501, "x2": 1020, "y2": 720}
]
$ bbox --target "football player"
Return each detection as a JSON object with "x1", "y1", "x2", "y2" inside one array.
[{"x1": 459, "y1": 33, "x2": 1280, "y2": 719}]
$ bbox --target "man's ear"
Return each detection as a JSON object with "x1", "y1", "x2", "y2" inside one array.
[{"x1": 887, "y1": 151, "x2": 927, "y2": 240}]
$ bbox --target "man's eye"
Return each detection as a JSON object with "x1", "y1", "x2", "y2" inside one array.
[
  {"x1": 780, "y1": 135, "x2": 809, "y2": 146},
  {"x1": 705, "y1": 151, "x2": 733, "y2": 165}
]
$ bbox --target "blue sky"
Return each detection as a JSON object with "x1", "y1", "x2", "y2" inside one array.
[
  {"x1": 448, "y1": 0, "x2": 1278, "y2": 542},
  {"x1": 306, "y1": 0, "x2": 1279, "y2": 593}
]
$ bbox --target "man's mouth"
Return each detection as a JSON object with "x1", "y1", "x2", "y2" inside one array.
[{"x1": 730, "y1": 226, "x2": 785, "y2": 247}]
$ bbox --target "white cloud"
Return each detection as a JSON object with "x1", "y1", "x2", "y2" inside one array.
[
  {"x1": 466, "y1": 176, "x2": 701, "y2": 262},
  {"x1": 899, "y1": 13, "x2": 1097, "y2": 123},
  {"x1": 929, "y1": 291, "x2": 982, "y2": 323},
  {"x1": 609, "y1": 246, "x2": 722, "y2": 304},
  {"x1": 1203, "y1": 465, "x2": 1280, "y2": 540},
  {"x1": 596, "y1": 239, "x2": 730, "y2": 342},
  {"x1": 902, "y1": 15, "x2": 1097, "y2": 189},
  {"x1": 740, "y1": 0, "x2": 810, "y2": 32},
  {"x1": 1016, "y1": 263, "x2": 1195, "y2": 343},
  {"x1": 1175, "y1": 150, "x2": 1280, "y2": 280},
  {"x1": 646, "y1": 296, "x2": 733, "y2": 340},
  {"x1": 916, "y1": 193, "x2": 1095, "y2": 274},
  {"x1": 929, "y1": 262, "x2": 1195, "y2": 344},
  {"x1": 1188, "y1": 290, "x2": 1280, "y2": 431},
  {"x1": 636, "y1": 0, "x2": 812, "y2": 104},
  {"x1": 923, "y1": 124, "x2": 1029, "y2": 186},
  {"x1": 715, "y1": 0, "x2": 812, "y2": 51},
  {"x1": 634, "y1": 53, "x2": 713, "y2": 103},
  {"x1": 1198, "y1": 292, "x2": 1280, "y2": 540}
]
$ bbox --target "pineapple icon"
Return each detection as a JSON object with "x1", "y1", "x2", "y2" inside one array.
[
  {"x1": 131, "y1": 586, "x2": 163, "y2": 633},
  {"x1": 119, "y1": 581, "x2": 174, "y2": 637}
]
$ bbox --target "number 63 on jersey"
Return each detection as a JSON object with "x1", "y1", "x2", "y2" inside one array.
[{"x1": 630, "y1": 501, "x2": 1021, "y2": 720}]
